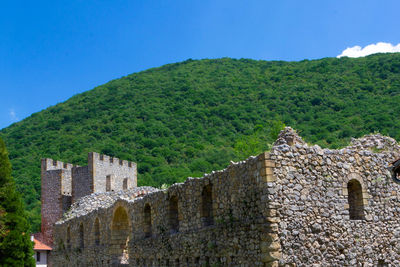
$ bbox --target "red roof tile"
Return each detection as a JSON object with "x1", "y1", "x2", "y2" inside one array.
[{"x1": 33, "y1": 237, "x2": 52, "y2": 251}]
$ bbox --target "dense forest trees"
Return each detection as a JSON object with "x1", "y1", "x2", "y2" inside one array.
[
  {"x1": 1, "y1": 53, "x2": 400, "y2": 231},
  {"x1": 0, "y1": 137, "x2": 34, "y2": 266}
]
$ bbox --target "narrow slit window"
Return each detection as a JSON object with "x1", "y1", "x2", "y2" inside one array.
[
  {"x1": 79, "y1": 223, "x2": 84, "y2": 249},
  {"x1": 123, "y1": 178, "x2": 128, "y2": 190},
  {"x1": 201, "y1": 184, "x2": 214, "y2": 226},
  {"x1": 94, "y1": 218, "x2": 100, "y2": 245},
  {"x1": 67, "y1": 226, "x2": 71, "y2": 249},
  {"x1": 106, "y1": 175, "x2": 111, "y2": 192},
  {"x1": 144, "y1": 204, "x2": 152, "y2": 237}
]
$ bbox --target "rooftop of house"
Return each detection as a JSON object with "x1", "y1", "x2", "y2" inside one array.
[{"x1": 32, "y1": 236, "x2": 52, "y2": 251}]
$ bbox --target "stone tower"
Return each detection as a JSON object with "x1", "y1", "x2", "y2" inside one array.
[
  {"x1": 40, "y1": 152, "x2": 137, "y2": 245},
  {"x1": 40, "y1": 158, "x2": 73, "y2": 245}
]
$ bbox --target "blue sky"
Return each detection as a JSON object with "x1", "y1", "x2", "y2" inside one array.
[{"x1": 1, "y1": 0, "x2": 400, "y2": 129}]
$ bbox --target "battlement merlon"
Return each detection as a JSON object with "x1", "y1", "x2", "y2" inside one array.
[
  {"x1": 88, "y1": 152, "x2": 137, "y2": 168},
  {"x1": 88, "y1": 152, "x2": 137, "y2": 192},
  {"x1": 41, "y1": 158, "x2": 74, "y2": 173}
]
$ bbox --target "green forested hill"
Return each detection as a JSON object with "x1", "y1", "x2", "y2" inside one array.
[{"x1": 2, "y1": 54, "x2": 400, "y2": 230}]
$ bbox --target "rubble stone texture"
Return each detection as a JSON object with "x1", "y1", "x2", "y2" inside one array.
[{"x1": 48, "y1": 128, "x2": 400, "y2": 266}]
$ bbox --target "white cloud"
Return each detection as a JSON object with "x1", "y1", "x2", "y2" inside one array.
[
  {"x1": 9, "y1": 109, "x2": 18, "y2": 121},
  {"x1": 337, "y1": 42, "x2": 400, "y2": 58}
]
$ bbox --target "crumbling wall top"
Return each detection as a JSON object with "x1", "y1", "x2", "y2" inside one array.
[
  {"x1": 348, "y1": 133, "x2": 400, "y2": 152},
  {"x1": 273, "y1": 127, "x2": 306, "y2": 147}
]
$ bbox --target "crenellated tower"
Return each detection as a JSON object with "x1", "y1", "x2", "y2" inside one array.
[
  {"x1": 40, "y1": 152, "x2": 137, "y2": 245},
  {"x1": 41, "y1": 158, "x2": 73, "y2": 245},
  {"x1": 72, "y1": 152, "x2": 137, "y2": 202}
]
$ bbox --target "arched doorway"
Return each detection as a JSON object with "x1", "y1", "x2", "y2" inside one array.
[{"x1": 111, "y1": 206, "x2": 130, "y2": 266}]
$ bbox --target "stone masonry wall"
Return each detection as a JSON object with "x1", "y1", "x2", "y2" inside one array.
[
  {"x1": 89, "y1": 152, "x2": 137, "y2": 193},
  {"x1": 41, "y1": 158, "x2": 73, "y2": 245},
  {"x1": 72, "y1": 166, "x2": 91, "y2": 203},
  {"x1": 41, "y1": 169, "x2": 63, "y2": 246},
  {"x1": 48, "y1": 128, "x2": 400, "y2": 266},
  {"x1": 51, "y1": 152, "x2": 278, "y2": 266},
  {"x1": 269, "y1": 129, "x2": 400, "y2": 266}
]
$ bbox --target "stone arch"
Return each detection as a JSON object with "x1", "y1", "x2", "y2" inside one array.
[
  {"x1": 111, "y1": 206, "x2": 130, "y2": 265},
  {"x1": 94, "y1": 218, "x2": 100, "y2": 246},
  {"x1": 347, "y1": 179, "x2": 365, "y2": 220},
  {"x1": 144, "y1": 203, "x2": 152, "y2": 238},
  {"x1": 79, "y1": 223, "x2": 84, "y2": 249},
  {"x1": 342, "y1": 173, "x2": 369, "y2": 220},
  {"x1": 169, "y1": 195, "x2": 179, "y2": 233},
  {"x1": 201, "y1": 183, "x2": 214, "y2": 226}
]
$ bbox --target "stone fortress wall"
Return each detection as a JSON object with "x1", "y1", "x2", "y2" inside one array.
[
  {"x1": 40, "y1": 152, "x2": 137, "y2": 246},
  {"x1": 51, "y1": 150, "x2": 277, "y2": 266},
  {"x1": 49, "y1": 128, "x2": 400, "y2": 266}
]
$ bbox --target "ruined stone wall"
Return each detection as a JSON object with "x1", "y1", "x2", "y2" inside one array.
[
  {"x1": 128, "y1": 155, "x2": 274, "y2": 266},
  {"x1": 269, "y1": 130, "x2": 400, "y2": 266},
  {"x1": 47, "y1": 128, "x2": 400, "y2": 266},
  {"x1": 89, "y1": 152, "x2": 137, "y2": 193},
  {"x1": 51, "y1": 154, "x2": 278, "y2": 266}
]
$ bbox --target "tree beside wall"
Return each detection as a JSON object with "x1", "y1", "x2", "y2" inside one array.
[{"x1": 0, "y1": 137, "x2": 34, "y2": 266}]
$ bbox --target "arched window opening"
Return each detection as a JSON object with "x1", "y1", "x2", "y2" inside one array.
[
  {"x1": 67, "y1": 226, "x2": 71, "y2": 249},
  {"x1": 79, "y1": 223, "x2": 84, "y2": 250},
  {"x1": 111, "y1": 206, "x2": 130, "y2": 265},
  {"x1": 94, "y1": 218, "x2": 100, "y2": 246},
  {"x1": 123, "y1": 178, "x2": 128, "y2": 190},
  {"x1": 169, "y1": 196, "x2": 179, "y2": 233},
  {"x1": 348, "y1": 179, "x2": 365, "y2": 220},
  {"x1": 201, "y1": 184, "x2": 214, "y2": 226},
  {"x1": 144, "y1": 204, "x2": 152, "y2": 238}
]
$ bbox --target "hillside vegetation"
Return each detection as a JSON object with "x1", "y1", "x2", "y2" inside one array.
[{"x1": 1, "y1": 54, "x2": 400, "y2": 230}]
